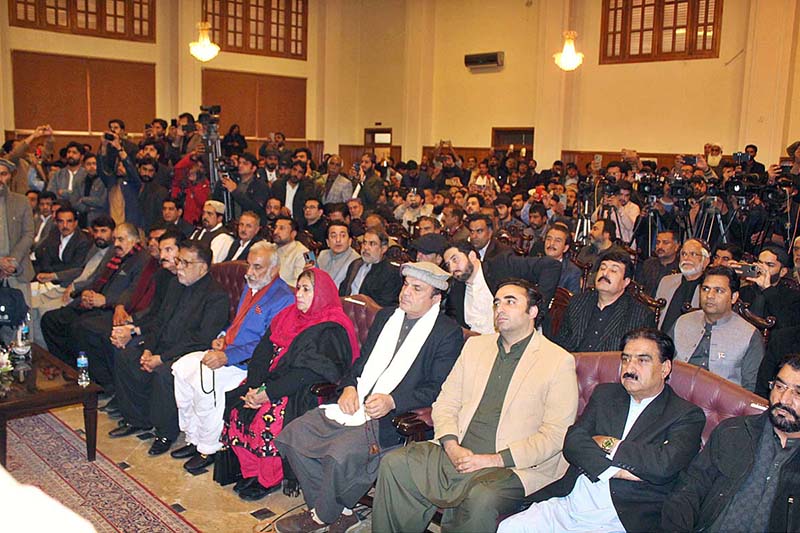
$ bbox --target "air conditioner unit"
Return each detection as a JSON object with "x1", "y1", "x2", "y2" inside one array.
[{"x1": 464, "y1": 51, "x2": 504, "y2": 70}]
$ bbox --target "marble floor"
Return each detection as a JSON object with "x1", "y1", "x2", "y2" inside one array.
[{"x1": 53, "y1": 404, "x2": 309, "y2": 533}]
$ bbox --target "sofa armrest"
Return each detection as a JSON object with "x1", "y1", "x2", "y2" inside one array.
[
  {"x1": 311, "y1": 382, "x2": 338, "y2": 400},
  {"x1": 392, "y1": 407, "x2": 433, "y2": 441}
]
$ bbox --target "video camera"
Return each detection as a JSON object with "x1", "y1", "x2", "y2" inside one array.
[{"x1": 601, "y1": 176, "x2": 619, "y2": 196}]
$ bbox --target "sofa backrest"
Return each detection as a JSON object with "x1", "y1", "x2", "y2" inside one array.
[
  {"x1": 574, "y1": 351, "x2": 768, "y2": 444},
  {"x1": 341, "y1": 295, "x2": 383, "y2": 347},
  {"x1": 210, "y1": 260, "x2": 249, "y2": 323}
]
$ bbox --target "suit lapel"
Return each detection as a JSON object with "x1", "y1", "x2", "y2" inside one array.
[{"x1": 622, "y1": 386, "x2": 671, "y2": 442}]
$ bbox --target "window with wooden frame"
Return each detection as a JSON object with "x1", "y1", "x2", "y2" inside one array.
[
  {"x1": 9, "y1": 0, "x2": 155, "y2": 42},
  {"x1": 600, "y1": 0, "x2": 722, "y2": 64},
  {"x1": 202, "y1": 0, "x2": 308, "y2": 60}
]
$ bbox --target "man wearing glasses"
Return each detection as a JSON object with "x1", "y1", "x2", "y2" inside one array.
[
  {"x1": 662, "y1": 353, "x2": 800, "y2": 532},
  {"x1": 109, "y1": 241, "x2": 229, "y2": 457}
]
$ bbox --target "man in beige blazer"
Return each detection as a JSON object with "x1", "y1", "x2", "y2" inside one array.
[{"x1": 373, "y1": 279, "x2": 578, "y2": 533}]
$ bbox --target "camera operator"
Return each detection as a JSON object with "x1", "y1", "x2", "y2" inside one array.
[
  {"x1": 732, "y1": 244, "x2": 800, "y2": 330},
  {"x1": 213, "y1": 152, "x2": 269, "y2": 222},
  {"x1": 108, "y1": 119, "x2": 139, "y2": 156},
  {"x1": 172, "y1": 113, "x2": 201, "y2": 158},
  {"x1": 592, "y1": 180, "x2": 640, "y2": 245},
  {"x1": 170, "y1": 149, "x2": 210, "y2": 226}
]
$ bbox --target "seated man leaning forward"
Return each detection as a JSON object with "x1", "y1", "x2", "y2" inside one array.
[
  {"x1": 274, "y1": 262, "x2": 464, "y2": 533},
  {"x1": 169, "y1": 242, "x2": 295, "y2": 473},
  {"x1": 108, "y1": 241, "x2": 230, "y2": 457},
  {"x1": 372, "y1": 279, "x2": 579, "y2": 533},
  {"x1": 499, "y1": 327, "x2": 705, "y2": 533}
]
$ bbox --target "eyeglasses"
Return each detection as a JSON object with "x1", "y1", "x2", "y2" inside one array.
[
  {"x1": 769, "y1": 380, "x2": 800, "y2": 400},
  {"x1": 175, "y1": 258, "x2": 204, "y2": 268}
]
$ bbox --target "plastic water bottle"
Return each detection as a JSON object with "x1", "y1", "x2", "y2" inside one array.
[
  {"x1": 12, "y1": 313, "x2": 32, "y2": 357},
  {"x1": 77, "y1": 352, "x2": 90, "y2": 387}
]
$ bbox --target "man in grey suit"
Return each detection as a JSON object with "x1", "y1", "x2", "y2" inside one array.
[
  {"x1": 320, "y1": 155, "x2": 354, "y2": 206},
  {"x1": 47, "y1": 141, "x2": 87, "y2": 205},
  {"x1": 0, "y1": 158, "x2": 35, "y2": 343}
]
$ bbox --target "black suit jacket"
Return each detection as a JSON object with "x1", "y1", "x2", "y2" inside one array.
[
  {"x1": 35, "y1": 230, "x2": 91, "y2": 275},
  {"x1": 552, "y1": 290, "x2": 655, "y2": 351},
  {"x1": 338, "y1": 258, "x2": 403, "y2": 308},
  {"x1": 166, "y1": 218, "x2": 195, "y2": 239},
  {"x1": 445, "y1": 254, "x2": 561, "y2": 330},
  {"x1": 527, "y1": 383, "x2": 705, "y2": 533},
  {"x1": 223, "y1": 236, "x2": 264, "y2": 262},
  {"x1": 70, "y1": 248, "x2": 150, "y2": 308},
  {"x1": 481, "y1": 238, "x2": 512, "y2": 261},
  {"x1": 142, "y1": 273, "x2": 230, "y2": 363},
  {"x1": 339, "y1": 307, "x2": 464, "y2": 448},
  {"x1": 271, "y1": 178, "x2": 318, "y2": 226}
]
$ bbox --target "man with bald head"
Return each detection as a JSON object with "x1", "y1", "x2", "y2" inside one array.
[
  {"x1": 274, "y1": 262, "x2": 463, "y2": 533},
  {"x1": 170, "y1": 241, "x2": 295, "y2": 473},
  {"x1": 41, "y1": 222, "x2": 149, "y2": 366}
]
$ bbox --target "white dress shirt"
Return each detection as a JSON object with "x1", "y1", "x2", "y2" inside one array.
[
  {"x1": 58, "y1": 232, "x2": 75, "y2": 261},
  {"x1": 285, "y1": 182, "x2": 298, "y2": 216},
  {"x1": 464, "y1": 265, "x2": 495, "y2": 334},
  {"x1": 229, "y1": 240, "x2": 251, "y2": 261},
  {"x1": 275, "y1": 240, "x2": 309, "y2": 285}
]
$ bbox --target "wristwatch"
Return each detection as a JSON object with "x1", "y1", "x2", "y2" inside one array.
[{"x1": 600, "y1": 437, "x2": 616, "y2": 454}]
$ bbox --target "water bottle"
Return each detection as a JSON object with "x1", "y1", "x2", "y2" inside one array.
[
  {"x1": 12, "y1": 313, "x2": 32, "y2": 358},
  {"x1": 77, "y1": 352, "x2": 90, "y2": 387}
]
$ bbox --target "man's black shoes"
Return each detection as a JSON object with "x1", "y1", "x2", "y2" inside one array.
[
  {"x1": 170, "y1": 444, "x2": 197, "y2": 459},
  {"x1": 148, "y1": 436, "x2": 173, "y2": 456},
  {"x1": 108, "y1": 421, "x2": 151, "y2": 438},
  {"x1": 183, "y1": 453, "x2": 215, "y2": 472}
]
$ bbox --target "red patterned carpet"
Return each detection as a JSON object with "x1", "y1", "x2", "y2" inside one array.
[{"x1": 6, "y1": 412, "x2": 198, "y2": 532}]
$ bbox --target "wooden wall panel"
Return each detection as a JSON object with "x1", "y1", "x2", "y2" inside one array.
[
  {"x1": 202, "y1": 69, "x2": 260, "y2": 137},
  {"x1": 257, "y1": 75, "x2": 306, "y2": 139},
  {"x1": 11, "y1": 51, "x2": 154, "y2": 135},
  {"x1": 88, "y1": 58, "x2": 155, "y2": 135},
  {"x1": 561, "y1": 150, "x2": 684, "y2": 172},
  {"x1": 201, "y1": 68, "x2": 306, "y2": 139},
  {"x1": 12, "y1": 51, "x2": 89, "y2": 131}
]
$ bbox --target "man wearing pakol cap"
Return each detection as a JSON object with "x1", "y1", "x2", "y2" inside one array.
[
  {"x1": 410, "y1": 233, "x2": 448, "y2": 267},
  {"x1": 0, "y1": 158, "x2": 35, "y2": 343},
  {"x1": 373, "y1": 278, "x2": 578, "y2": 533},
  {"x1": 274, "y1": 262, "x2": 464, "y2": 533},
  {"x1": 188, "y1": 200, "x2": 234, "y2": 263}
]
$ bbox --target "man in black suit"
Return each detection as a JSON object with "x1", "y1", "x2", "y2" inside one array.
[
  {"x1": 271, "y1": 160, "x2": 318, "y2": 226},
  {"x1": 339, "y1": 228, "x2": 402, "y2": 307},
  {"x1": 499, "y1": 327, "x2": 705, "y2": 533},
  {"x1": 467, "y1": 214, "x2": 512, "y2": 261},
  {"x1": 223, "y1": 211, "x2": 263, "y2": 262},
  {"x1": 160, "y1": 198, "x2": 194, "y2": 238},
  {"x1": 41, "y1": 222, "x2": 148, "y2": 365},
  {"x1": 275, "y1": 261, "x2": 463, "y2": 533},
  {"x1": 109, "y1": 241, "x2": 229, "y2": 456},
  {"x1": 443, "y1": 240, "x2": 561, "y2": 334},
  {"x1": 553, "y1": 251, "x2": 655, "y2": 350},
  {"x1": 33, "y1": 206, "x2": 91, "y2": 279}
]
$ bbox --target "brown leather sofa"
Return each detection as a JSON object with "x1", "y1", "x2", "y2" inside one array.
[{"x1": 210, "y1": 261, "x2": 248, "y2": 322}]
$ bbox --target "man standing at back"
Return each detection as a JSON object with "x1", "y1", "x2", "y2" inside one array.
[
  {"x1": 373, "y1": 280, "x2": 578, "y2": 532},
  {"x1": 0, "y1": 158, "x2": 34, "y2": 343}
]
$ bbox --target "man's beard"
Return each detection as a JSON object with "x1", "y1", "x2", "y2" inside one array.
[
  {"x1": 708, "y1": 155, "x2": 722, "y2": 167},
  {"x1": 266, "y1": 163, "x2": 277, "y2": 171},
  {"x1": 66, "y1": 157, "x2": 80, "y2": 166},
  {"x1": 95, "y1": 238, "x2": 110, "y2": 249},
  {"x1": 769, "y1": 403, "x2": 800, "y2": 433},
  {"x1": 453, "y1": 261, "x2": 474, "y2": 283},
  {"x1": 680, "y1": 263, "x2": 703, "y2": 278},
  {"x1": 433, "y1": 205, "x2": 444, "y2": 215},
  {"x1": 246, "y1": 275, "x2": 270, "y2": 291}
]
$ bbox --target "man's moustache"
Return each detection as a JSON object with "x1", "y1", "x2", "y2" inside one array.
[
  {"x1": 623, "y1": 372, "x2": 639, "y2": 381},
  {"x1": 772, "y1": 402, "x2": 799, "y2": 419},
  {"x1": 598, "y1": 276, "x2": 611, "y2": 284}
]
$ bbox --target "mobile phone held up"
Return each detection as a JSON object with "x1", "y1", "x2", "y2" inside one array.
[
  {"x1": 683, "y1": 155, "x2": 697, "y2": 166},
  {"x1": 303, "y1": 251, "x2": 316, "y2": 266},
  {"x1": 732, "y1": 263, "x2": 760, "y2": 279}
]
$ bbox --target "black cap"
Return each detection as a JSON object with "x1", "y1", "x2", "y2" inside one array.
[
  {"x1": 411, "y1": 233, "x2": 448, "y2": 256},
  {"x1": 406, "y1": 160, "x2": 418, "y2": 170}
]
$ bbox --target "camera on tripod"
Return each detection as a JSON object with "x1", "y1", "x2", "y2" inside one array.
[
  {"x1": 669, "y1": 177, "x2": 691, "y2": 201},
  {"x1": 638, "y1": 175, "x2": 664, "y2": 200},
  {"x1": 601, "y1": 176, "x2": 619, "y2": 196},
  {"x1": 732, "y1": 152, "x2": 752, "y2": 165},
  {"x1": 705, "y1": 177, "x2": 723, "y2": 198}
]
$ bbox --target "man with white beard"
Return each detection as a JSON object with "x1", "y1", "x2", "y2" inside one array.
[
  {"x1": 656, "y1": 239, "x2": 711, "y2": 331},
  {"x1": 169, "y1": 241, "x2": 295, "y2": 473}
]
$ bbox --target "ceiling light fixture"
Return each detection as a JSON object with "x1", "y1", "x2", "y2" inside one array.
[
  {"x1": 554, "y1": 30, "x2": 584, "y2": 71},
  {"x1": 189, "y1": 22, "x2": 220, "y2": 62}
]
